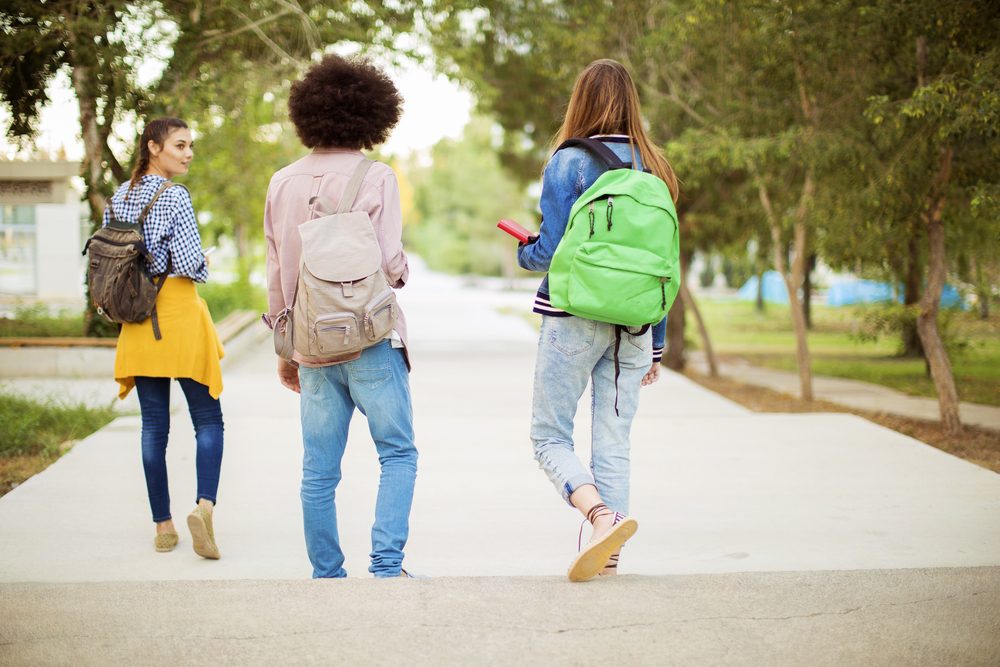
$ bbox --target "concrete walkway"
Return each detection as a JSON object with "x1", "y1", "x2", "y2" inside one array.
[
  {"x1": 688, "y1": 352, "x2": 1000, "y2": 431},
  {"x1": 2, "y1": 259, "x2": 999, "y2": 665}
]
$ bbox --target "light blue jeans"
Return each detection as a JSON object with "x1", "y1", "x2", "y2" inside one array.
[
  {"x1": 531, "y1": 315, "x2": 652, "y2": 515},
  {"x1": 298, "y1": 340, "x2": 417, "y2": 578}
]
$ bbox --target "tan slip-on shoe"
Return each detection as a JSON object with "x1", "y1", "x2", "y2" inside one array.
[
  {"x1": 186, "y1": 506, "x2": 220, "y2": 560},
  {"x1": 154, "y1": 532, "x2": 178, "y2": 553}
]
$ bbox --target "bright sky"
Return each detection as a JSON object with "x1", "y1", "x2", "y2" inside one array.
[{"x1": 0, "y1": 58, "x2": 473, "y2": 161}]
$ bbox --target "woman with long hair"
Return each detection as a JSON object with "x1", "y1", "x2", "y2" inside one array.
[
  {"x1": 108, "y1": 117, "x2": 225, "y2": 559},
  {"x1": 518, "y1": 59, "x2": 679, "y2": 581}
]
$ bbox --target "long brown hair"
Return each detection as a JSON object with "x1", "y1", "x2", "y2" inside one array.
[
  {"x1": 551, "y1": 59, "x2": 678, "y2": 202},
  {"x1": 126, "y1": 117, "x2": 188, "y2": 196}
]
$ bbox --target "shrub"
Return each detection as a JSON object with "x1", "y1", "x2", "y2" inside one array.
[
  {"x1": 852, "y1": 304, "x2": 971, "y2": 357},
  {"x1": 0, "y1": 304, "x2": 85, "y2": 337},
  {"x1": 197, "y1": 281, "x2": 266, "y2": 321}
]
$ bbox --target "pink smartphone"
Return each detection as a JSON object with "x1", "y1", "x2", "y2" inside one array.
[{"x1": 497, "y1": 219, "x2": 535, "y2": 243}]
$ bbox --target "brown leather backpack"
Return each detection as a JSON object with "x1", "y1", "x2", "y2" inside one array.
[{"x1": 82, "y1": 182, "x2": 179, "y2": 340}]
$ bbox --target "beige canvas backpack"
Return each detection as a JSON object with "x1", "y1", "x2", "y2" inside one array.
[{"x1": 273, "y1": 159, "x2": 398, "y2": 362}]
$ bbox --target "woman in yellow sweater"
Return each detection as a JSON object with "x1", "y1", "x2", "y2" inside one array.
[{"x1": 107, "y1": 117, "x2": 224, "y2": 559}]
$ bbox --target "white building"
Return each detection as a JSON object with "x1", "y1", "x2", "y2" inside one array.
[{"x1": 0, "y1": 161, "x2": 85, "y2": 302}]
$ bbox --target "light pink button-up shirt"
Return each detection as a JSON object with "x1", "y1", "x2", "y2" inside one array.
[{"x1": 263, "y1": 148, "x2": 410, "y2": 366}]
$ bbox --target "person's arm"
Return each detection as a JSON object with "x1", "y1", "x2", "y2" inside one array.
[
  {"x1": 643, "y1": 316, "x2": 667, "y2": 386},
  {"x1": 369, "y1": 168, "x2": 409, "y2": 289},
  {"x1": 517, "y1": 150, "x2": 580, "y2": 273},
  {"x1": 263, "y1": 187, "x2": 285, "y2": 320},
  {"x1": 651, "y1": 317, "x2": 666, "y2": 364},
  {"x1": 166, "y1": 188, "x2": 209, "y2": 282},
  {"x1": 262, "y1": 183, "x2": 300, "y2": 392}
]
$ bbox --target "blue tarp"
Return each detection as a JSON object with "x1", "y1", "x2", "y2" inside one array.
[
  {"x1": 826, "y1": 280, "x2": 965, "y2": 309},
  {"x1": 736, "y1": 270, "x2": 788, "y2": 304},
  {"x1": 826, "y1": 280, "x2": 895, "y2": 306},
  {"x1": 737, "y1": 274, "x2": 966, "y2": 309}
]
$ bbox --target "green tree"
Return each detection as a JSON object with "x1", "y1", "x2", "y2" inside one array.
[
  {"x1": 406, "y1": 115, "x2": 534, "y2": 277},
  {"x1": 1, "y1": 0, "x2": 415, "y2": 333},
  {"x1": 859, "y1": 2, "x2": 1000, "y2": 433},
  {"x1": 186, "y1": 75, "x2": 302, "y2": 286}
]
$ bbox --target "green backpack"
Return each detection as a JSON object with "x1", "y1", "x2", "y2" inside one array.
[{"x1": 548, "y1": 138, "x2": 680, "y2": 328}]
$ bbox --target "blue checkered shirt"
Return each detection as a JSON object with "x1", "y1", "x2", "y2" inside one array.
[{"x1": 103, "y1": 174, "x2": 209, "y2": 282}]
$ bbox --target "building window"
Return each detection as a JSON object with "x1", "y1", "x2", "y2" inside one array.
[{"x1": 0, "y1": 204, "x2": 37, "y2": 295}]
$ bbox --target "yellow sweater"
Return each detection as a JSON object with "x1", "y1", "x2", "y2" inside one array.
[{"x1": 115, "y1": 277, "x2": 225, "y2": 399}]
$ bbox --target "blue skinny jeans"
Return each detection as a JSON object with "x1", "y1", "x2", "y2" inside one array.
[{"x1": 134, "y1": 376, "x2": 224, "y2": 523}]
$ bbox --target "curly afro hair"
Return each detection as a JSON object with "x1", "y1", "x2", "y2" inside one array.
[{"x1": 288, "y1": 55, "x2": 403, "y2": 150}]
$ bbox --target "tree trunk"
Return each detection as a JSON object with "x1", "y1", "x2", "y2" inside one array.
[
  {"x1": 681, "y1": 283, "x2": 718, "y2": 377},
  {"x1": 755, "y1": 267, "x2": 765, "y2": 312},
  {"x1": 901, "y1": 232, "x2": 925, "y2": 358},
  {"x1": 759, "y1": 177, "x2": 814, "y2": 401},
  {"x1": 754, "y1": 233, "x2": 767, "y2": 312},
  {"x1": 974, "y1": 260, "x2": 990, "y2": 320},
  {"x1": 71, "y1": 62, "x2": 105, "y2": 227},
  {"x1": 803, "y1": 252, "x2": 816, "y2": 330},
  {"x1": 665, "y1": 248, "x2": 692, "y2": 371},
  {"x1": 665, "y1": 289, "x2": 686, "y2": 371},
  {"x1": 916, "y1": 146, "x2": 961, "y2": 434},
  {"x1": 71, "y1": 52, "x2": 117, "y2": 337},
  {"x1": 235, "y1": 222, "x2": 251, "y2": 285}
]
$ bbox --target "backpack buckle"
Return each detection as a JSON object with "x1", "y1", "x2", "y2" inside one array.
[{"x1": 341, "y1": 282, "x2": 354, "y2": 298}]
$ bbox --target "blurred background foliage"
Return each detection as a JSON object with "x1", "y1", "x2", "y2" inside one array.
[{"x1": 1, "y1": 1, "x2": 998, "y2": 413}]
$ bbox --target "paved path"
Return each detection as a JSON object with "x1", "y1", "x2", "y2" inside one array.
[
  {"x1": 688, "y1": 352, "x2": 1000, "y2": 431},
  {"x1": 2, "y1": 260, "x2": 999, "y2": 664},
  {"x1": 3, "y1": 569, "x2": 998, "y2": 666}
]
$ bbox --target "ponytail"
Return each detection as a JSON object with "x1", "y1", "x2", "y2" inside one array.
[{"x1": 126, "y1": 117, "x2": 188, "y2": 198}]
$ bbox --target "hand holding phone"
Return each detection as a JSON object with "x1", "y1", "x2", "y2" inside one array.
[{"x1": 497, "y1": 219, "x2": 536, "y2": 243}]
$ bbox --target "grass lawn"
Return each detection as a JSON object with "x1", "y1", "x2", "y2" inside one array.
[
  {"x1": 692, "y1": 299, "x2": 1000, "y2": 407},
  {"x1": 0, "y1": 393, "x2": 116, "y2": 496}
]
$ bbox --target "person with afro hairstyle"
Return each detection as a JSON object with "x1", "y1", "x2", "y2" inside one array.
[{"x1": 263, "y1": 55, "x2": 418, "y2": 578}]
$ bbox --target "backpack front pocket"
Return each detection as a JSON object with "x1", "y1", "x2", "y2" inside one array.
[
  {"x1": 314, "y1": 312, "x2": 361, "y2": 355},
  {"x1": 363, "y1": 289, "x2": 397, "y2": 342},
  {"x1": 568, "y1": 242, "x2": 673, "y2": 327}
]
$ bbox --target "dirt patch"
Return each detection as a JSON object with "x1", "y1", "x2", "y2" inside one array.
[
  {"x1": 0, "y1": 454, "x2": 57, "y2": 497},
  {"x1": 686, "y1": 370, "x2": 1000, "y2": 475}
]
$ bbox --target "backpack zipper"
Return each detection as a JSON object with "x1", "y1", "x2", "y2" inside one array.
[
  {"x1": 315, "y1": 312, "x2": 358, "y2": 346},
  {"x1": 606, "y1": 197, "x2": 614, "y2": 231},
  {"x1": 588, "y1": 201, "x2": 596, "y2": 238},
  {"x1": 318, "y1": 323, "x2": 352, "y2": 345}
]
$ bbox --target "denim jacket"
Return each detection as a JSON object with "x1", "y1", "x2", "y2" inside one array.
[{"x1": 517, "y1": 135, "x2": 667, "y2": 361}]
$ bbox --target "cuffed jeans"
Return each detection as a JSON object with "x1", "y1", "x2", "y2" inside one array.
[
  {"x1": 298, "y1": 340, "x2": 417, "y2": 578},
  {"x1": 133, "y1": 376, "x2": 224, "y2": 523},
  {"x1": 530, "y1": 315, "x2": 651, "y2": 515}
]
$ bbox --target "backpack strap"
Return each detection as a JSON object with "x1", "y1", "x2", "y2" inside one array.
[
  {"x1": 611, "y1": 323, "x2": 651, "y2": 417},
  {"x1": 137, "y1": 181, "x2": 180, "y2": 342},
  {"x1": 309, "y1": 159, "x2": 375, "y2": 216},
  {"x1": 149, "y1": 257, "x2": 172, "y2": 341},
  {"x1": 556, "y1": 138, "x2": 631, "y2": 170},
  {"x1": 137, "y1": 181, "x2": 180, "y2": 232}
]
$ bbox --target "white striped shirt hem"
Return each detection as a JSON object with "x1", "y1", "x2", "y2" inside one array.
[{"x1": 533, "y1": 293, "x2": 569, "y2": 317}]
